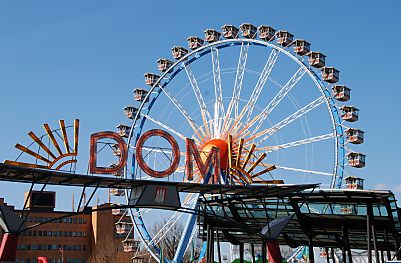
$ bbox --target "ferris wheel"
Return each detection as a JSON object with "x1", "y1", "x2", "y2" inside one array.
[{"x1": 110, "y1": 23, "x2": 365, "y2": 262}]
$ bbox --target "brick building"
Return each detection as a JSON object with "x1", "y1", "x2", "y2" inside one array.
[{"x1": 0, "y1": 191, "x2": 135, "y2": 263}]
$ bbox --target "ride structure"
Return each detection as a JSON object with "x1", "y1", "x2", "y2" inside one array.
[{"x1": 108, "y1": 22, "x2": 366, "y2": 262}]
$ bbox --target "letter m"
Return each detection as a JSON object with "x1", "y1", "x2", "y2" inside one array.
[{"x1": 185, "y1": 138, "x2": 220, "y2": 183}]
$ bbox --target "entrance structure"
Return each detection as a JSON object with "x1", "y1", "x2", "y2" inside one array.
[{"x1": 1, "y1": 164, "x2": 401, "y2": 263}]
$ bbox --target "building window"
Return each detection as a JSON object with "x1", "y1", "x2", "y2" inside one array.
[
  {"x1": 83, "y1": 219, "x2": 87, "y2": 224},
  {"x1": 72, "y1": 232, "x2": 76, "y2": 237},
  {"x1": 73, "y1": 245, "x2": 76, "y2": 251},
  {"x1": 53, "y1": 231, "x2": 57, "y2": 236},
  {"x1": 43, "y1": 231, "x2": 47, "y2": 236},
  {"x1": 38, "y1": 244, "x2": 42, "y2": 250},
  {"x1": 78, "y1": 218, "x2": 82, "y2": 224},
  {"x1": 43, "y1": 244, "x2": 47, "y2": 250},
  {"x1": 63, "y1": 231, "x2": 67, "y2": 237},
  {"x1": 33, "y1": 231, "x2": 37, "y2": 236},
  {"x1": 32, "y1": 244, "x2": 36, "y2": 250},
  {"x1": 28, "y1": 230, "x2": 32, "y2": 236},
  {"x1": 68, "y1": 231, "x2": 72, "y2": 237},
  {"x1": 73, "y1": 218, "x2": 77, "y2": 224},
  {"x1": 59, "y1": 231, "x2": 62, "y2": 237},
  {"x1": 27, "y1": 244, "x2": 31, "y2": 250},
  {"x1": 77, "y1": 232, "x2": 81, "y2": 237},
  {"x1": 38, "y1": 231, "x2": 42, "y2": 236},
  {"x1": 48, "y1": 244, "x2": 52, "y2": 250},
  {"x1": 83, "y1": 232, "x2": 86, "y2": 237},
  {"x1": 38, "y1": 217, "x2": 43, "y2": 223},
  {"x1": 63, "y1": 218, "x2": 67, "y2": 223},
  {"x1": 77, "y1": 245, "x2": 81, "y2": 250}
]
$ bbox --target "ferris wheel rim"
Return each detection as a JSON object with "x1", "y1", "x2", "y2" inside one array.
[
  {"x1": 128, "y1": 38, "x2": 344, "y2": 187},
  {"x1": 124, "y1": 37, "x2": 347, "y2": 261}
]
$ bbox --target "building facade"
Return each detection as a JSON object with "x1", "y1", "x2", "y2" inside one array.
[{"x1": 0, "y1": 191, "x2": 134, "y2": 263}]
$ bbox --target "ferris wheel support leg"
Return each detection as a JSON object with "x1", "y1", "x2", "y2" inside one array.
[
  {"x1": 173, "y1": 200, "x2": 199, "y2": 263},
  {"x1": 0, "y1": 233, "x2": 18, "y2": 261},
  {"x1": 267, "y1": 240, "x2": 283, "y2": 263}
]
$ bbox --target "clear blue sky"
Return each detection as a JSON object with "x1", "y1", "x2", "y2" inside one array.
[{"x1": 1, "y1": 0, "x2": 401, "y2": 211}]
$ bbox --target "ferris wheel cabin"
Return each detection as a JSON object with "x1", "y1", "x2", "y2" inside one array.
[
  {"x1": 122, "y1": 239, "x2": 139, "y2": 252},
  {"x1": 347, "y1": 152, "x2": 366, "y2": 168},
  {"x1": 110, "y1": 188, "x2": 125, "y2": 196},
  {"x1": 346, "y1": 128, "x2": 364, "y2": 144},
  {"x1": 157, "y1": 58, "x2": 174, "y2": 72},
  {"x1": 240, "y1": 23, "x2": 257, "y2": 39},
  {"x1": 258, "y1": 25, "x2": 276, "y2": 41},
  {"x1": 133, "y1": 88, "x2": 149, "y2": 102},
  {"x1": 111, "y1": 143, "x2": 122, "y2": 157},
  {"x1": 124, "y1": 106, "x2": 139, "y2": 120},
  {"x1": 171, "y1": 46, "x2": 188, "y2": 60},
  {"x1": 109, "y1": 163, "x2": 123, "y2": 176},
  {"x1": 344, "y1": 176, "x2": 364, "y2": 190},
  {"x1": 187, "y1": 36, "x2": 204, "y2": 50},
  {"x1": 117, "y1": 124, "x2": 130, "y2": 138},
  {"x1": 204, "y1": 29, "x2": 221, "y2": 42},
  {"x1": 332, "y1": 85, "x2": 351, "y2": 101},
  {"x1": 144, "y1": 73, "x2": 160, "y2": 86},
  {"x1": 221, "y1": 24, "x2": 239, "y2": 39},
  {"x1": 293, "y1": 39, "x2": 311, "y2": 55},
  {"x1": 276, "y1": 31, "x2": 294, "y2": 47},
  {"x1": 308, "y1": 52, "x2": 326, "y2": 68},
  {"x1": 115, "y1": 222, "x2": 131, "y2": 234},
  {"x1": 341, "y1": 106, "x2": 359, "y2": 122},
  {"x1": 111, "y1": 207, "x2": 127, "y2": 216},
  {"x1": 322, "y1": 66, "x2": 340, "y2": 83}
]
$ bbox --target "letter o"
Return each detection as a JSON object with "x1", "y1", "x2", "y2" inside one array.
[{"x1": 135, "y1": 129, "x2": 180, "y2": 178}]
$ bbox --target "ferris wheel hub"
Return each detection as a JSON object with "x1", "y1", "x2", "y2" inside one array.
[{"x1": 201, "y1": 139, "x2": 229, "y2": 170}]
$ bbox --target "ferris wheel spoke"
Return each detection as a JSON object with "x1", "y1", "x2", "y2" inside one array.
[
  {"x1": 275, "y1": 165, "x2": 333, "y2": 177},
  {"x1": 158, "y1": 85, "x2": 206, "y2": 141},
  {"x1": 256, "y1": 133, "x2": 335, "y2": 152},
  {"x1": 250, "y1": 67, "x2": 306, "y2": 136},
  {"x1": 243, "y1": 49, "x2": 280, "y2": 124},
  {"x1": 247, "y1": 96, "x2": 325, "y2": 146},
  {"x1": 184, "y1": 63, "x2": 213, "y2": 136},
  {"x1": 141, "y1": 113, "x2": 201, "y2": 144},
  {"x1": 223, "y1": 43, "x2": 250, "y2": 132},
  {"x1": 147, "y1": 194, "x2": 198, "y2": 246},
  {"x1": 211, "y1": 47, "x2": 225, "y2": 137}
]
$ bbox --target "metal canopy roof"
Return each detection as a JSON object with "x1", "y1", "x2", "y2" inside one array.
[
  {"x1": 0, "y1": 163, "x2": 316, "y2": 196},
  {"x1": 1, "y1": 163, "x2": 400, "y2": 251},
  {"x1": 197, "y1": 189, "x2": 401, "y2": 250}
]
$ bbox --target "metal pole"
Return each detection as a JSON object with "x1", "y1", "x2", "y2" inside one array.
[
  {"x1": 239, "y1": 243, "x2": 244, "y2": 263},
  {"x1": 330, "y1": 248, "x2": 335, "y2": 263},
  {"x1": 206, "y1": 224, "x2": 212, "y2": 263},
  {"x1": 216, "y1": 231, "x2": 222, "y2": 263},
  {"x1": 309, "y1": 235, "x2": 315, "y2": 263},
  {"x1": 211, "y1": 227, "x2": 215, "y2": 263},
  {"x1": 397, "y1": 240, "x2": 401, "y2": 260},
  {"x1": 342, "y1": 225, "x2": 347, "y2": 263},
  {"x1": 325, "y1": 248, "x2": 329, "y2": 263},
  {"x1": 381, "y1": 250, "x2": 385, "y2": 263},
  {"x1": 384, "y1": 229, "x2": 391, "y2": 261},
  {"x1": 251, "y1": 243, "x2": 255, "y2": 263},
  {"x1": 367, "y1": 204, "x2": 372, "y2": 263},
  {"x1": 262, "y1": 240, "x2": 267, "y2": 263},
  {"x1": 372, "y1": 224, "x2": 380, "y2": 263}
]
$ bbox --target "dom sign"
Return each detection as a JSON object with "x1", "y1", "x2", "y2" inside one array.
[{"x1": 89, "y1": 129, "x2": 221, "y2": 182}]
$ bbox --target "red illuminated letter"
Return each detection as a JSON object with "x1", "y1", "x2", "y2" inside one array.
[
  {"x1": 185, "y1": 138, "x2": 220, "y2": 183},
  {"x1": 89, "y1": 132, "x2": 128, "y2": 174},
  {"x1": 136, "y1": 129, "x2": 180, "y2": 178}
]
